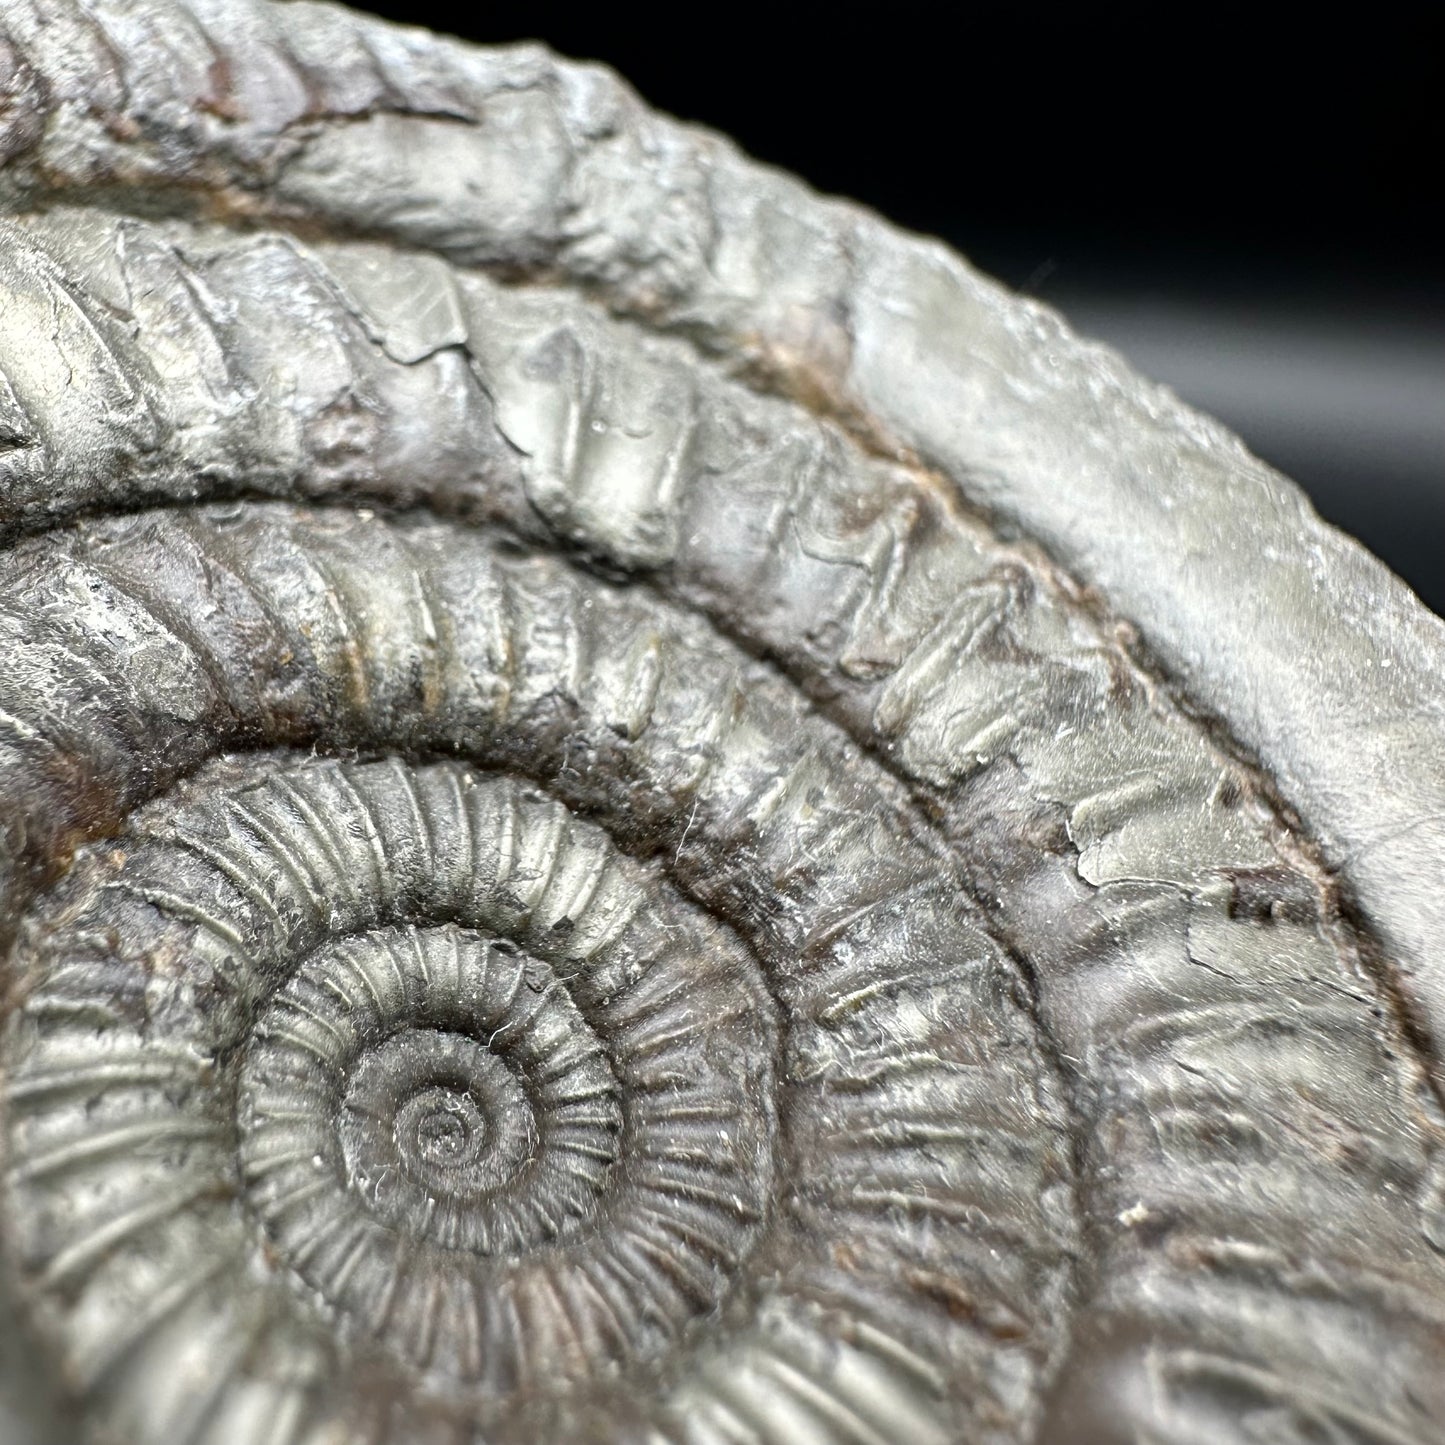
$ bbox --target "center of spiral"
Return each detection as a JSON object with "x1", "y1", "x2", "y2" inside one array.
[
  {"x1": 342, "y1": 1029, "x2": 541, "y2": 1206},
  {"x1": 10, "y1": 762, "x2": 781, "y2": 1406},
  {"x1": 239, "y1": 926, "x2": 628, "y2": 1263},
  {"x1": 404, "y1": 1087, "x2": 482, "y2": 1165}
]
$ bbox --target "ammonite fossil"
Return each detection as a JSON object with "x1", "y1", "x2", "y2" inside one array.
[{"x1": 1, "y1": 4, "x2": 1444, "y2": 1442}]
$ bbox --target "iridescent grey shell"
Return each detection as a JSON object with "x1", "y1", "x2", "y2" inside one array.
[{"x1": 0, "y1": 4, "x2": 1444, "y2": 1444}]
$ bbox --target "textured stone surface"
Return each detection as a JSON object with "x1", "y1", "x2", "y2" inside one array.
[{"x1": 0, "y1": 4, "x2": 1442, "y2": 1442}]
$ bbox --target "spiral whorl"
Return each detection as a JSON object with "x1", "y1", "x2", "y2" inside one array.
[
  {"x1": 2, "y1": 4, "x2": 1445, "y2": 1442},
  {"x1": 6, "y1": 757, "x2": 790, "y2": 1435},
  {"x1": 0, "y1": 508, "x2": 1073, "y2": 1441}
]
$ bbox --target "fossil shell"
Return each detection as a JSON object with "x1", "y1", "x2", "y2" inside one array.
[{"x1": 0, "y1": 4, "x2": 1443, "y2": 1444}]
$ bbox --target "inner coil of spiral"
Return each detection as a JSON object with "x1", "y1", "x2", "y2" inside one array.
[{"x1": 0, "y1": 506, "x2": 1067, "y2": 1443}]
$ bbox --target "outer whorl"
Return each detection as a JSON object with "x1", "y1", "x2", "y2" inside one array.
[{"x1": 0, "y1": 5, "x2": 1443, "y2": 1444}]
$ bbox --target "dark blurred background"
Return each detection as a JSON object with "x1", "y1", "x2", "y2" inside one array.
[{"x1": 354, "y1": 3, "x2": 1444, "y2": 614}]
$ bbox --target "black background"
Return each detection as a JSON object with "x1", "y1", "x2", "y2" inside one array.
[{"x1": 353, "y1": 3, "x2": 1444, "y2": 612}]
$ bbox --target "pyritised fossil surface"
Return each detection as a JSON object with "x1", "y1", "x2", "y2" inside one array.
[{"x1": 1, "y1": 5, "x2": 1444, "y2": 1444}]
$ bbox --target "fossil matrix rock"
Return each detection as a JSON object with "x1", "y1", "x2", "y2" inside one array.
[{"x1": 1, "y1": 3, "x2": 1444, "y2": 1442}]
